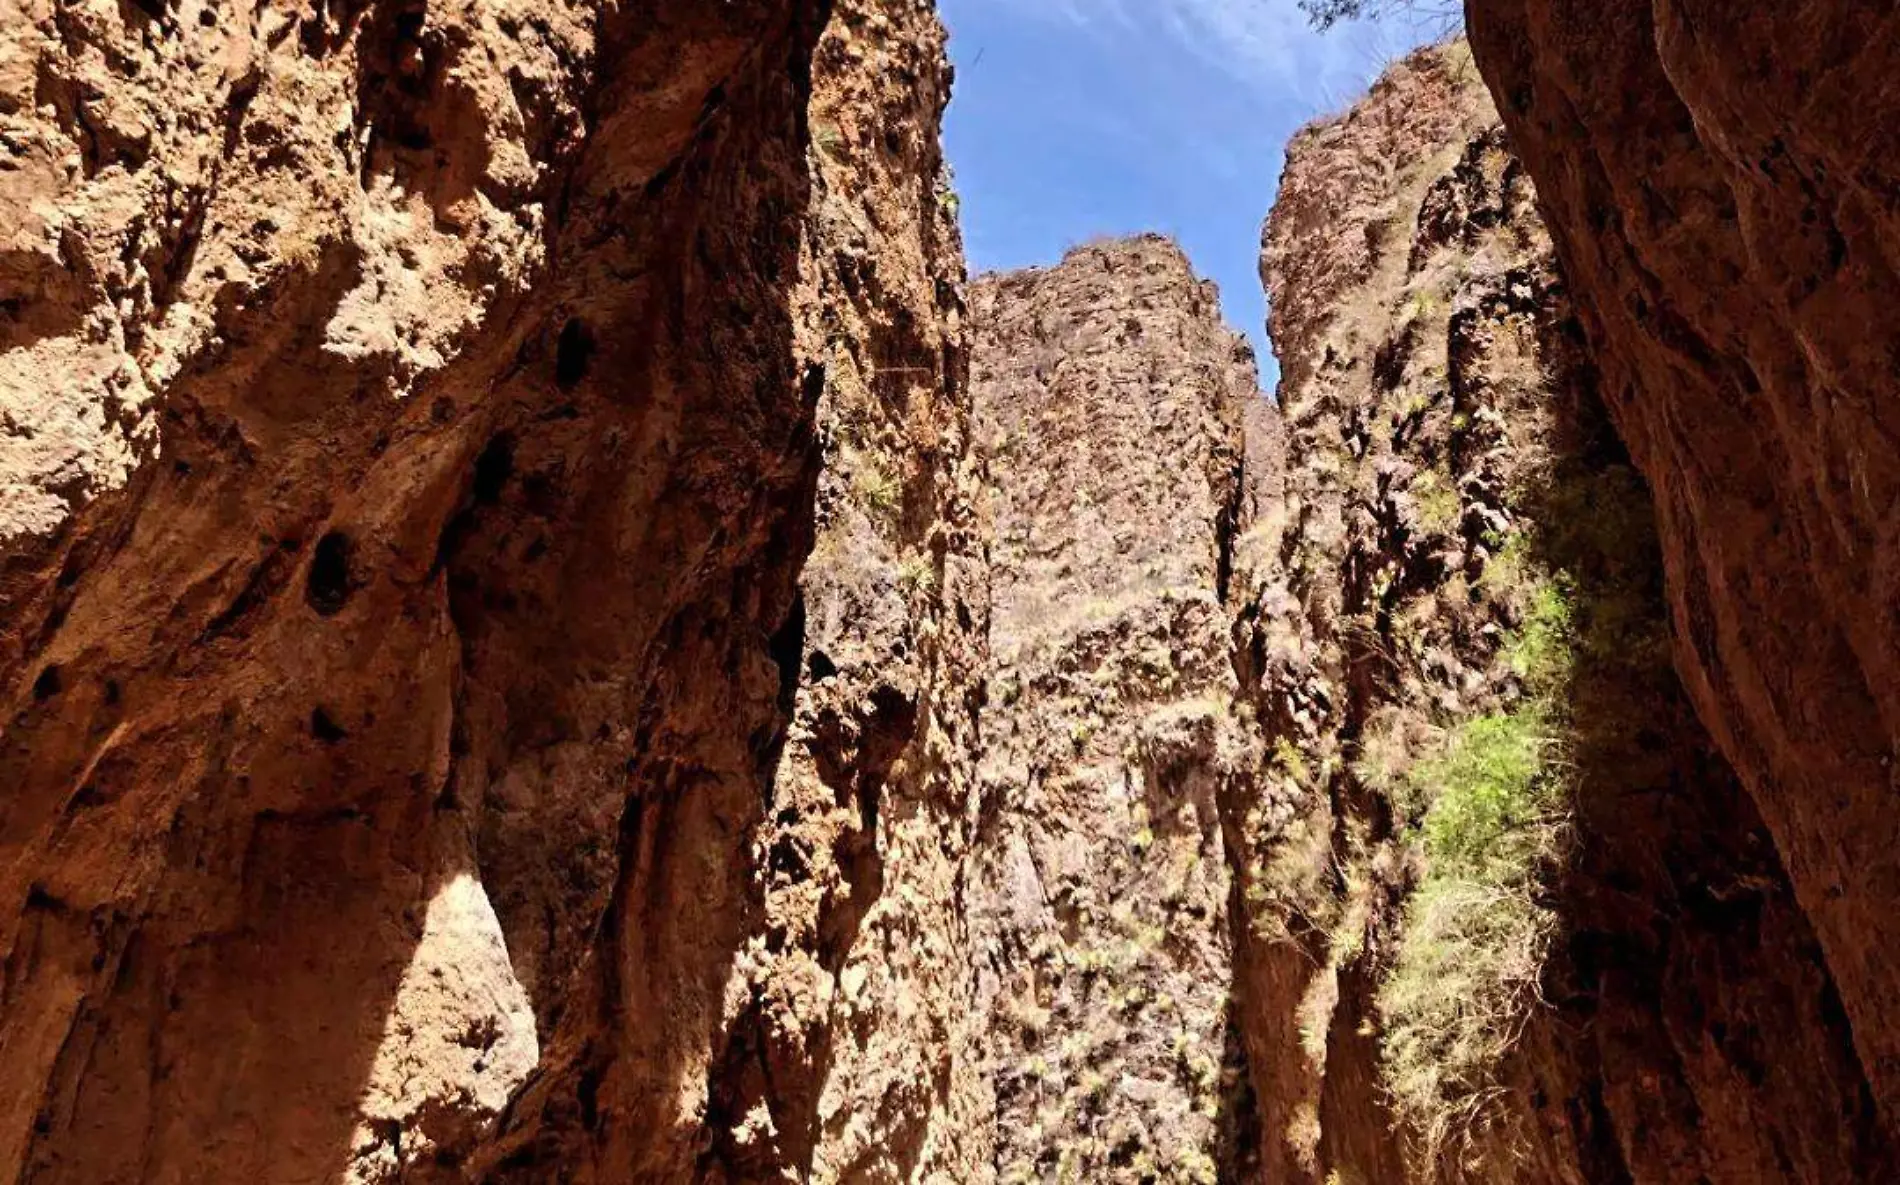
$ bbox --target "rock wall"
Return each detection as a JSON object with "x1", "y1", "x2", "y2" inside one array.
[
  {"x1": 1245, "y1": 41, "x2": 1893, "y2": 1184},
  {"x1": 1462, "y1": 1, "x2": 1900, "y2": 1148},
  {"x1": 1231, "y1": 50, "x2": 1502, "y2": 1182},
  {"x1": 967, "y1": 237, "x2": 1264, "y2": 1184},
  {"x1": 10, "y1": 1, "x2": 1898, "y2": 1181},
  {"x1": 702, "y1": 5, "x2": 991, "y2": 1178},
  {"x1": 0, "y1": 1, "x2": 974, "y2": 1181}
]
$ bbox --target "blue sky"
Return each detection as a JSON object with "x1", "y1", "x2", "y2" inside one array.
[{"x1": 940, "y1": 0, "x2": 1447, "y2": 393}]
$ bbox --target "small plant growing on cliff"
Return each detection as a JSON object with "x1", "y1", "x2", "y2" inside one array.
[
  {"x1": 1410, "y1": 467, "x2": 1462, "y2": 536},
  {"x1": 898, "y1": 554, "x2": 937, "y2": 595},
  {"x1": 935, "y1": 163, "x2": 963, "y2": 220},
  {"x1": 1176, "y1": 1148, "x2": 1218, "y2": 1185},
  {"x1": 852, "y1": 459, "x2": 901, "y2": 518},
  {"x1": 1414, "y1": 709, "x2": 1562, "y2": 881},
  {"x1": 1271, "y1": 737, "x2": 1312, "y2": 789},
  {"x1": 1069, "y1": 720, "x2": 1095, "y2": 753},
  {"x1": 1402, "y1": 287, "x2": 1442, "y2": 324},
  {"x1": 812, "y1": 118, "x2": 845, "y2": 161},
  {"x1": 1505, "y1": 579, "x2": 1576, "y2": 695}
]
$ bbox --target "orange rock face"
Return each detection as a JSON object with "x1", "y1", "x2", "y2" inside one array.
[
  {"x1": 1466, "y1": 0, "x2": 1900, "y2": 1150},
  {"x1": 0, "y1": 1, "x2": 971, "y2": 1181}
]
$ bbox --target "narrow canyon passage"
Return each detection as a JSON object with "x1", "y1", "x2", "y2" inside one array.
[{"x1": 2, "y1": 2, "x2": 1898, "y2": 1183}]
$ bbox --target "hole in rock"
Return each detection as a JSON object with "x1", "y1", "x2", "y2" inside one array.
[
  {"x1": 473, "y1": 434, "x2": 515, "y2": 505},
  {"x1": 311, "y1": 706, "x2": 349, "y2": 744},
  {"x1": 769, "y1": 592, "x2": 808, "y2": 716},
  {"x1": 306, "y1": 532, "x2": 355, "y2": 617},
  {"x1": 32, "y1": 666, "x2": 62, "y2": 701},
  {"x1": 556, "y1": 319, "x2": 594, "y2": 389}
]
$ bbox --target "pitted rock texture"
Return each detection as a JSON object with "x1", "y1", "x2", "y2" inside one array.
[
  {"x1": 0, "y1": 0, "x2": 584, "y2": 550},
  {"x1": 700, "y1": 5, "x2": 993, "y2": 1180},
  {"x1": 1243, "y1": 40, "x2": 1891, "y2": 1184},
  {"x1": 0, "y1": 1, "x2": 973, "y2": 1182},
  {"x1": 968, "y1": 236, "x2": 1266, "y2": 1184},
  {"x1": 1464, "y1": 1, "x2": 1900, "y2": 1141}
]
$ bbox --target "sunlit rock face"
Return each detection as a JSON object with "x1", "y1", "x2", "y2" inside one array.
[
  {"x1": 350, "y1": 872, "x2": 539, "y2": 1182},
  {"x1": 967, "y1": 235, "x2": 1267, "y2": 1184},
  {"x1": 0, "y1": 2, "x2": 970, "y2": 1181}
]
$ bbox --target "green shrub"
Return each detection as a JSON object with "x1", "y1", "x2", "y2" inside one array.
[
  {"x1": 1271, "y1": 737, "x2": 1312, "y2": 788},
  {"x1": 852, "y1": 461, "x2": 901, "y2": 517},
  {"x1": 1505, "y1": 578, "x2": 1575, "y2": 695},
  {"x1": 937, "y1": 180, "x2": 962, "y2": 220},
  {"x1": 1380, "y1": 575, "x2": 1574, "y2": 1161},
  {"x1": 1378, "y1": 878, "x2": 1553, "y2": 1160},
  {"x1": 897, "y1": 554, "x2": 936, "y2": 595},
  {"x1": 1411, "y1": 468, "x2": 1462, "y2": 536},
  {"x1": 1414, "y1": 709, "x2": 1560, "y2": 883},
  {"x1": 1402, "y1": 287, "x2": 1442, "y2": 323}
]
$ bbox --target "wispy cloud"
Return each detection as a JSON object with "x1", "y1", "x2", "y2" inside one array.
[{"x1": 1017, "y1": 0, "x2": 1441, "y2": 104}]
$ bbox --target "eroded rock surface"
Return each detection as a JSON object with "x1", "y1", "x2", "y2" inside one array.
[
  {"x1": 700, "y1": 5, "x2": 991, "y2": 1179},
  {"x1": 968, "y1": 237, "x2": 1265, "y2": 1184},
  {"x1": 0, "y1": 1, "x2": 972, "y2": 1181},
  {"x1": 1242, "y1": 41, "x2": 1894, "y2": 1184}
]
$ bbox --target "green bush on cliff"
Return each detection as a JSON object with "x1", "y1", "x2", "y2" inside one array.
[
  {"x1": 1415, "y1": 708, "x2": 1561, "y2": 882},
  {"x1": 1379, "y1": 577, "x2": 1574, "y2": 1160},
  {"x1": 1377, "y1": 877, "x2": 1552, "y2": 1156},
  {"x1": 1506, "y1": 579, "x2": 1575, "y2": 693},
  {"x1": 1410, "y1": 467, "x2": 1463, "y2": 536}
]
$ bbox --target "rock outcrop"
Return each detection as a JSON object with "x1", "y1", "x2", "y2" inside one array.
[
  {"x1": 968, "y1": 237, "x2": 1264, "y2": 1183},
  {"x1": 1243, "y1": 40, "x2": 1893, "y2": 1184},
  {"x1": 1461, "y1": 2, "x2": 1900, "y2": 1150},
  {"x1": 701, "y1": 6, "x2": 990, "y2": 1179},
  {"x1": 0, "y1": 1, "x2": 974, "y2": 1181}
]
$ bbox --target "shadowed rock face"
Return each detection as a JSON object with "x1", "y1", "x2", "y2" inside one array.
[
  {"x1": 1463, "y1": 0, "x2": 1900, "y2": 1153},
  {"x1": 0, "y1": 0, "x2": 971, "y2": 1180},
  {"x1": 1245, "y1": 41, "x2": 1895, "y2": 1184}
]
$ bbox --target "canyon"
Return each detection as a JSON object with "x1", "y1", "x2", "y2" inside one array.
[{"x1": 1, "y1": 1, "x2": 1897, "y2": 1182}]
